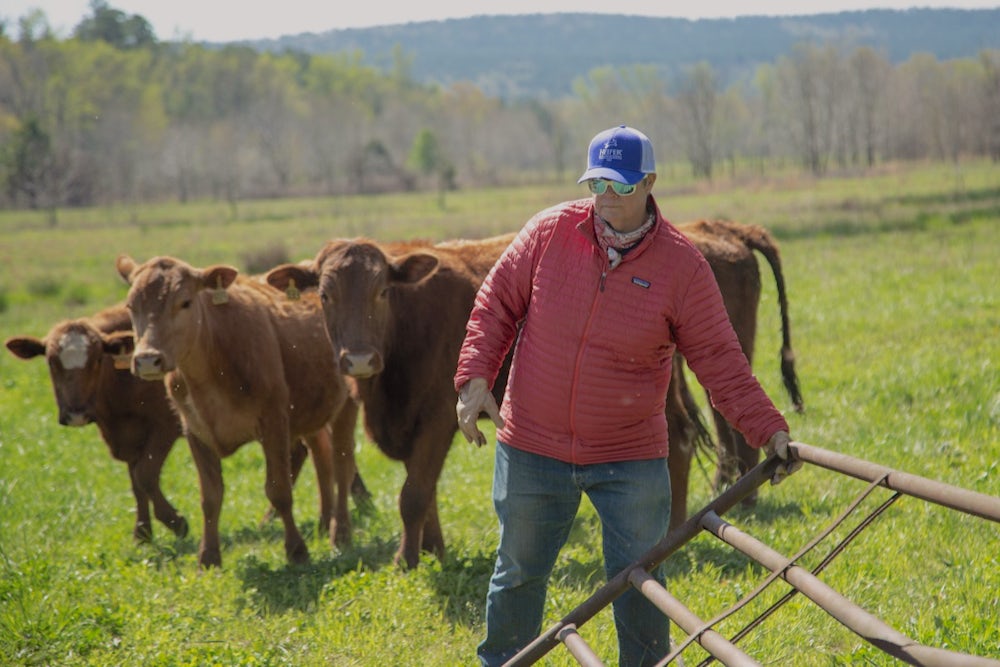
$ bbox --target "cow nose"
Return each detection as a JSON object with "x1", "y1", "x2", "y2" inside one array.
[
  {"x1": 133, "y1": 353, "x2": 166, "y2": 380},
  {"x1": 60, "y1": 410, "x2": 92, "y2": 427},
  {"x1": 340, "y1": 350, "x2": 383, "y2": 378}
]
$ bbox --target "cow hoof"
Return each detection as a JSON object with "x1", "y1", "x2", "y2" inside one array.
[
  {"x1": 318, "y1": 516, "x2": 333, "y2": 539},
  {"x1": 351, "y1": 473, "x2": 373, "y2": 503},
  {"x1": 171, "y1": 516, "x2": 189, "y2": 539},
  {"x1": 287, "y1": 541, "x2": 310, "y2": 565},
  {"x1": 134, "y1": 522, "x2": 153, "y2": 543},
  {"x1": 393, "y1": 550, "x2": 420, "y2": 570},
  {"x1": 330, "y1": 520, "x2": 352, "y2": 549},
  {"x1": 199, "y1": 548, "x2": 222, "y2": 569}
]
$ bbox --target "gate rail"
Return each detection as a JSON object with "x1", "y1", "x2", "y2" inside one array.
[{"x1": 504, "y1": 442, "x2": 1000, "y2": 667}]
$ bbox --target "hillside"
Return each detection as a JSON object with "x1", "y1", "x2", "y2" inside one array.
[{"x1": 237, "y1": 9, "x2": 1000, "y2": 98}]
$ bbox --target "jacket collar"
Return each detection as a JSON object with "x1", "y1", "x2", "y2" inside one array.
[{"x1": 575, "y1": 194, "x2": 665, "y2": 262}]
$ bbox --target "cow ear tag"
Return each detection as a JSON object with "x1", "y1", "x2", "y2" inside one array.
[
  {"x1": 112, "y1": 353, "x2": 132, "y2": 370},
  {"x1": 211, "y1": 274, "x2": 229, "y2": 305},
  {"x1": 285, "y1": 278, "x2": 301, "y2": 301}
]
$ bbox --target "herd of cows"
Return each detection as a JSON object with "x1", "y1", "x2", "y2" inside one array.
[{"x1": 5, "y1": 220, "x2": 803, "y2": 570}]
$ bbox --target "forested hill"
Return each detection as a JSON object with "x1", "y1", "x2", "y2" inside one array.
[{"x1": 239, "y1": 9, "x2": 1000, "y2": 98}]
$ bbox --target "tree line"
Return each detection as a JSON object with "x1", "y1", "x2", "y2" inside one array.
[{"x1": 1, "y1": 1, "x2": 998, "y2": 217}]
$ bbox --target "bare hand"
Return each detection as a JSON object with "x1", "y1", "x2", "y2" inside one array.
[
  {"x1": 456, "y1": 378, "x2": 504, "y2": 447},
  {"x1": 765, "y1": 430, "x2": 802, "y2": 485}
]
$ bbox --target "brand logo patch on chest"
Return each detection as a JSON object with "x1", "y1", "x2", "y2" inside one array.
[{"x1": 631, "y1": 277, "x2": 651, "y2": 289}]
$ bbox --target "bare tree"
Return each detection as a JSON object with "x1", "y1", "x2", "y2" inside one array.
[
  {"x1": 715, "y1": 86, "x2": 751, "y2": 179},
  {"x1": 778, "y1": 43, "x2": 842, "y2": 176},
  {"x1": 848, "y1": 47, "x2": 891, "y2": 167},
  {"x1": 676, "y1": 62, "x2": 718, "y2": 179},
  {"x1": 981, "y1": 50, "x2": 1000, "y2": 161}
]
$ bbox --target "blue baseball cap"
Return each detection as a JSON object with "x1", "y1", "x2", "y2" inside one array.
[{"x1": 577, "y1": 125, "x2": 656, "y2": 185}]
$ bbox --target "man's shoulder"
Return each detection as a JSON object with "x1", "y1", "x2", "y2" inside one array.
[
  {"x1": 532, "y1": 198, "x2": 591, "y2": 226},
  {"x1": 653, "y1": 219, "x2": 702, "y2": 255},
  {"x1": 637, "y1": 219, "x2": 711, "y2": 277}
]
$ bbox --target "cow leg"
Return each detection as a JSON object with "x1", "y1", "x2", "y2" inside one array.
[
  {"x1": 666, "y1": 424, "x2": 692, "y2": 531},
  {"x1": 397, "y1": 440, "x2": 448, "y2": 568},
  {"x1": 260, "y1": 426, "x2": 309, "y2": 565},
  {"x1": 710, "y1": 411, "x2": 759, "y2": 507},
  {"x1": 127, "y1": 461, "x2": 155, "y2": 542},
  {"x1": 133, "y1": 436, "x2": 189, "y2": 538},
  {"x1": 732, "y1": 427, "x2": 759, "y2": 507},
  {"x1": 665, "y1": 358, "x2": 695, "y2": 530},
  {"x1": 711, "y1": 411, "x2": 741, "y2": 490},
  {"x1": 420, "y1": 489, "x2": 444, "y2": 557},
  {"x1": 710, "y1": 259, "x2": 761, "y2": 506},
  {"x1": 186, "y1": 433, "x2": 224, "y2": 568},
  {"x1": 261, "y1": 439, "x2": 310, "y2": 526},
  {"x1": 302, "y1": 427, "x2": 335, "y2": 542},
  {"x1": 351, "y1": 469, "x2": 372, "y2": 506},
  {"x1": 328, "y1": 399, "x2": 360, "y2": 548},
  {"x1": 727, "y1": 304, "x2": 760, "y2": 506}
]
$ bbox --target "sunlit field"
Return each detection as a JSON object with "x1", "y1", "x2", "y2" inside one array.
[{"x1": 1, "y1": 160, "x2": 997, "y2": 665}]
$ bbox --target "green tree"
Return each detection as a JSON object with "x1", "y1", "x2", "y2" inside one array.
[
  {"x1": 2, "y1": 114, "x2": 52, "y2": 210},
  {"x1": 408, "y1": 127, "x2": 454, "y2": 208},
  {"x1": 73, "y1": 0, "x2": 156, "y2": 50}
]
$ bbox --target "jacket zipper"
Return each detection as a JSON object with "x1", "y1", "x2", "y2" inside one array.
[{"x1": 569, "y1": 253, "x2": 610, "y2": 460}]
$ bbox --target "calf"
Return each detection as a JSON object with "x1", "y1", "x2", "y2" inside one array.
[
  {"x1": 116, "y1": 254, "x2": 356, "y2": 567},
  {"x1": 6, "y1": 304, "x2": 188, "y2": 541}
]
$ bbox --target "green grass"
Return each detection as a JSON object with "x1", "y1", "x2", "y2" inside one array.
[{"x1": 1, "y1": 160, "x2": 998, "y2": 665}]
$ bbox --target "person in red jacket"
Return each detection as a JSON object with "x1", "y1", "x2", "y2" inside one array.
[{"x1": 455, "y1": 124, "x2": 797, "y2": 667}]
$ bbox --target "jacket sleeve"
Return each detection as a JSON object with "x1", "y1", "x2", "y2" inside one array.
[
  {"x1": 454, "y1": 217, "x2": 543, "y2": 392},
  {"x1": 672, "y1": 257, "x2": 788, "y2": 448}
]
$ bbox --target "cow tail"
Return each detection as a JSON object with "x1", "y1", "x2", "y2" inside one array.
[{"x1": 737, "y1": 224, "x2": 805, "y2": 413}]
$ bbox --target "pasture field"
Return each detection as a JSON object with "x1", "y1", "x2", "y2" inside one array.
[{"x1": 1, "y1": 160, "x2": 998, "y2": 665}]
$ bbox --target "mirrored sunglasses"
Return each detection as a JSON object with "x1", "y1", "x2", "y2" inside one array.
[{"x1": 587, "y1": 179, "x2": 639, "y2": 196}]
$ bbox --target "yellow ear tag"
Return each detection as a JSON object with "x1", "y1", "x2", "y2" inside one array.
[
  {"x1": 285, "y1": 278, "x2": 301, "y2": 301},
  {"x1": 112, "y1": 354, "x2": 132, "y2": 370},
  {"x1": 212, "y1": 274, "x2": 229, "y2": 305}
]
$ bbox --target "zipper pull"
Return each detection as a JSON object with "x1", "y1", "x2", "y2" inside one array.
[{"x1": 600, "y1": 270, "x2": 607, "y2": 292}]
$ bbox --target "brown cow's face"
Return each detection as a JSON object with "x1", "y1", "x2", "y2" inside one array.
[
  {"x1": 314, "y1": 241, "x2": 438, "y2": 379},
  {"x1": 22, "y1": 323, "x2": 106, "y2": 426},
  {"x1": 118, "y1": 255, "x2": 238, "y2": 381},
  {"x1": 47, "y1": 324, "x2": 109, "y2": 426}
]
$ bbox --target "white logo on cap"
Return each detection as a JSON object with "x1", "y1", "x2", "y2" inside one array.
[{"x1": 599, "y1": 138, "x2": 624, "y2": 162}]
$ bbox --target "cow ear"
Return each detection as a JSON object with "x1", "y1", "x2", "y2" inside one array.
[
  {"x1": 6, "y1": 336, "x2": 46, "y2": 360},
  {"x1": 103, "y1": 331, "x2": 135, "y2": 369},
  {"x1": 391, "y1": 252, "x2": 439, "y2": 285},
  {"x1": 266, "y1": 264, "x2": 319, "y2": 300},
  {"x1": 116, "y1": 254, "x2": 137, "y2": 284},
  {"x1": 200, "y1": 265, "x2": 239, "y2": 305},
  {"x1": 201, "y1": 265, "x2": 239, "y2": 291}
]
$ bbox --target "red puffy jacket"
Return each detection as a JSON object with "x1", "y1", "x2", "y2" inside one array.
[{"x1": 454, "y1": 195, "x2": 787, "y2": 464}]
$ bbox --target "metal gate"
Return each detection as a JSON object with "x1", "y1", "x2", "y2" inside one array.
[{"x1": 504, "y1": 442, "x2": 1000, "y2": 666}]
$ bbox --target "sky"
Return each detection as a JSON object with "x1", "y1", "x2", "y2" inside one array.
[{"x1": 3, "y1": 0, "x2": 998, "y2": 43}]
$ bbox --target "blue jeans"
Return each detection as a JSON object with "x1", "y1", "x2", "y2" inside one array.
[{"x1": 478, "y1": 442, "x2": 672, "y2": 667}]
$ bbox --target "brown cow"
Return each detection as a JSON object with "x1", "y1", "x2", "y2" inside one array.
[
  {"x1": 266, "y1": 234, "x2": 515, "y2": 568},
  {"x1": 673, "y1": 219, "x2": 803, "y2": 519},
  {"x1": 116, "y1": 254, "x2": 357, "y2": 568},
  {"x1": 5, "y1": 304, "x2": 189, "y2": 541}
]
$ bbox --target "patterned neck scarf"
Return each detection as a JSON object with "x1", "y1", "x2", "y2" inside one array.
[{"x1": 593, "y1": 209, "x2": 656, "y2": 269}]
